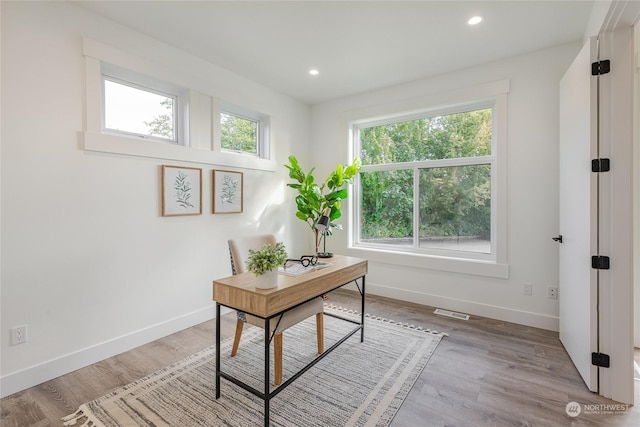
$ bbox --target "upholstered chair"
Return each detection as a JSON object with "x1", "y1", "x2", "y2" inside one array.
[{"x1": 228, "y1": 234, "x2": 324, "y2": 385}]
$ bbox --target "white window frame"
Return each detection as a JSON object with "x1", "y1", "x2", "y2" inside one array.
[
  {"x1": 101, "y1": 63, "x2": 187, "y2": 145},
  {"x1": 82, "y1": 37, "x2": 277, "y2": 171},
  {"x1": 348, "y1": 81, "x2": 509, "y2": 278},
  {"x1": 217, "y1": 102, "x2": 271, "y2": 159}
]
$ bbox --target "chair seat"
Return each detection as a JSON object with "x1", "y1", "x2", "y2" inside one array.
[
  {"x1": 228, "y1": 234, "x2": 325, "y2": 386},
  {"x1": 243, "y1": 297, "x2": 324, "y2": 334}
]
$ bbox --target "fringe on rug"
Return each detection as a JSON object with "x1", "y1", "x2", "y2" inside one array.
[
  {"x1": 324, "y1": 303, "x2": 449, "y2": 337},
  {"x1": 61, "y1": 404, "x2": 104, "y2": 427}
]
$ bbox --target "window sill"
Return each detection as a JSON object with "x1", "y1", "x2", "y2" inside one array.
[
  {"x1": 83, "y1": 131, "x2": 276, "y2": 171},
  {"x1": 346, "y1": 246, "x2": 509, "y2": 279}
]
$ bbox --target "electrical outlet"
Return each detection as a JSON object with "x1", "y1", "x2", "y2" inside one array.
[
  {"x1": 547, "y1": 286, "x2": 558, "y2": 300},
  {"x1": 11, "y1": 325, "x2": 27, "y2": 345},
  {"x1": 523, "y1": 282, "x2": 533, "y2": 296}
]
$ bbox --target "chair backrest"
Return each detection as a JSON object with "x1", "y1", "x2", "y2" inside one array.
[{"x1": 228, "y1": 234, "x2": 277, "y2": 275}]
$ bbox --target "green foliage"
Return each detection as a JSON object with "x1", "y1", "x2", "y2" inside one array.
[
  {"x1": 145, "y1": 98, "x2": 174, "y2": 139},
  {"x1": 246, "y1": 242, "x2": 288, "y2": 276},
  {"x1": 360, "y1": 169, "x2": 413, "y2": 239},
  {"x1": 221, "y1": 113, "x2": 258, "y2": 154},
  {"x1": 418, "y1": 165, "x2": 491, "y2": 239},
  {"x1": 285, "y1": 156, "x2": 361, "y2": 252},
  {"x1": 285, "y1": 156, "x2": 361, "y2": 230},
  {"x1": 361, "y1": 109, "x2": 491, "y2": 165},
  {"x1": 360, "y1": 108, "x2": 492, "y2": 240}
]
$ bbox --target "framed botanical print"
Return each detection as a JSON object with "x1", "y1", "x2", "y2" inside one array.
[
  {"x1": 212, "y1": 169, "x2": 243, "y2": 214},
  {"x1": 161, "y1": 165, "x2": 202, "y2": 216}
]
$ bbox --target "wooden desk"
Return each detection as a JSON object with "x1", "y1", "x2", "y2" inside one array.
[{"x1": 213, "y1": 254, "x2": 367, "y2": 427}]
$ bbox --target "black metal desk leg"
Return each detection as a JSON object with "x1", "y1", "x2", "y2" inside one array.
[
  {"x1": 215, "y1": 303, "x2": 221, "y2": 399},
  {"x1": 361, "y1": 276, "x2": 366, "y2": 342},
  {"x1": 264, "y1": 318, "x2": 270, "y2": 427}
]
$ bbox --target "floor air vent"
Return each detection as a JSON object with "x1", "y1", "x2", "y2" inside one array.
[{"x1": 434, "y1": 308, "x2": 470, "y2": 321}]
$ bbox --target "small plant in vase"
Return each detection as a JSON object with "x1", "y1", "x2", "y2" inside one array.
[{"x1": 246, "y1": 242, "x2": 288, "y2": 289}]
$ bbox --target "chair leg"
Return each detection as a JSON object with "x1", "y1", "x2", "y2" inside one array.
[
  {"x1": 316, "y1": 312, "x2": 324, "y2": 354},
  {"x1": 230, "y1": 318, "x2": 244, "y2": 357},
  {"x1": 274, "y1": 333, "x2": 283, "y2": 385}
]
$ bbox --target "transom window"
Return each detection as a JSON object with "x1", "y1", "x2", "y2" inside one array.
[
  {"x1": 103, "y1": 77, "x2": 177, "y2": 142},
  {"x1": 353, "y1": 102, "x2": 498, "y2": 261},
  {"x1": 101, "y1": 63, "x2": 187, "y2": 146},
  {"x1": 220, "y1": 111, "x2": 259, "y2": 155},
  {"x1": 84, "y1": 38, "x2": 277, "y2": 171},
  {"x1": 218, "y1": 103, "x2": 270, "y2": 159}
]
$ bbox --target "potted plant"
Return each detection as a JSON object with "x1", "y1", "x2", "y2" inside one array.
[
  {"x1": 246, "y1": 241, "x2": 288, "y2": 289},
  {"x1": 285, "y1": 156, "x2": 361, "y2": 255}
]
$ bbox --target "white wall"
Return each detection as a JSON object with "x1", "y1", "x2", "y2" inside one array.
[
  {"x1": 311, "y1": 42, "x2": 582, "y2": 331},
  {"x1": 0, "y1": 1, "x2": 311, "y2": 397}
]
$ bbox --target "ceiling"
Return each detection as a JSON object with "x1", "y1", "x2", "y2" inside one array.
[{"x1": 76, "y1": 1, "x2": 595, "y2": 105}]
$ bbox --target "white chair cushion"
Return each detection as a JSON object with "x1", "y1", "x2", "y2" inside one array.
[{"x1": 245, "y1": 296, "x2": 324, "y2": 334}]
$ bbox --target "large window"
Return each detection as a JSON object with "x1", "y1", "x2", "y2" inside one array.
[{"x1": 354, "y1": 102, "x2": 498, "y2": 261}]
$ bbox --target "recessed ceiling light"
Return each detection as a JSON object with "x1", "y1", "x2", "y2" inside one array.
[
  {"x1": 468, "y1": 16, "x2": 482, "y2": 25},
  {"x1": 309, "y1": 69, "x2": 319, "y2": 76}
]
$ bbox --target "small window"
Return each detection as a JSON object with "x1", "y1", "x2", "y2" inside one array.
[
  {"x1": 84, "y1": 39, "x2": 276, "y2": 171},
  {"x1": 103, "y1": 77, "x2": 177, "y2": 142},
  {"x1": 220, "y1": 112, "x2": 259, "y2": 155},
  {"x1": 100, "y1": 62, "x2": 187, "y2": 145}
]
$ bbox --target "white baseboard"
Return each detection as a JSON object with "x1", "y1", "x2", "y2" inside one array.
[
  {"x1": 1, "y1": 284, "x2": 559, "y2": 398},
  {"x1": 0, "y1": 305, "x2": 220, "y2": 398},
  {"x1": 344, "y1": 282, "x2": 559, "y2": 332}
]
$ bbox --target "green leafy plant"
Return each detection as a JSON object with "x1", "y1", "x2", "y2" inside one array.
[
  {"x1": 285, "y1": 155, "x2": 361, "y2": 253},
  {"x1": 246, "y1": 242, "x2": 288, "y2": 276}
]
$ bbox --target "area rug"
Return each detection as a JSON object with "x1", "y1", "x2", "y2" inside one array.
[{"x1": 63, "y1": 306, "x2": 446, "y2": 427}]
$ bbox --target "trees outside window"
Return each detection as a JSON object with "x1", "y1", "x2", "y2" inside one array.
[
  {"x1": 103, "y1": 77, "x2": 177, "y2": 143},
  {"x1": 220, "y1": 112, "x2": 259, "y2": 155},
  {"x1": 355, "y1": 106, "x2": 494, "y2": 256}
]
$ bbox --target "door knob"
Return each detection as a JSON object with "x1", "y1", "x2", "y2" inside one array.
[{"x1": 552, "y1": 235, "x2": 563, "y2": 243}]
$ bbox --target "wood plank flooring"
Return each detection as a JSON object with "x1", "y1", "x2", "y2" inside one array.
[{"x1": 1, "y1": 289, "x2": 638, "y2": 426}]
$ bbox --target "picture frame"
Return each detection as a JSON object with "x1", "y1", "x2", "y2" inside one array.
[
  {"x1": 212, "y1": 169, "x2": 243, "y2": 214},
  {"x1": 161, "y1": 165, "x2": 202, "y2": 216}
]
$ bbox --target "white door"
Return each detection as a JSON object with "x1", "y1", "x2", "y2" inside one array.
[
  {"x1": 558, "y1": 37, "x2": 599, "y2": 392},
  {"x1": 559, "y1": 27, "x2": 636, "y2": 405},
  {"x1": 595, "y1": 27, "x2": 635, "y2": 405}
]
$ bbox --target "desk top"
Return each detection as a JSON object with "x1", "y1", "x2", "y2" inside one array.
[{"x1": 213, "y1": 254, "x2": 367, "y2": 318}]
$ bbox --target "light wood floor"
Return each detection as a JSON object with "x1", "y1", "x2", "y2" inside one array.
[{"x1": 1, "y1": 290, "x2": 638, "y2": 426}]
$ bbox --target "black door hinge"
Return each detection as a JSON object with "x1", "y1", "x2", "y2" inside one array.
[
  {"x1": 591, "y1": 60, "x2": 611, "y2": 75},
  {"x1": 591, "y1": 255, "x2": 610, "y2": 270},
  {"x1": 591, "y1": 158, "x2": 610, "y2": 172},
  {"x1": 592, "y1": 352, "x2": 610, "y2": 368}
]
